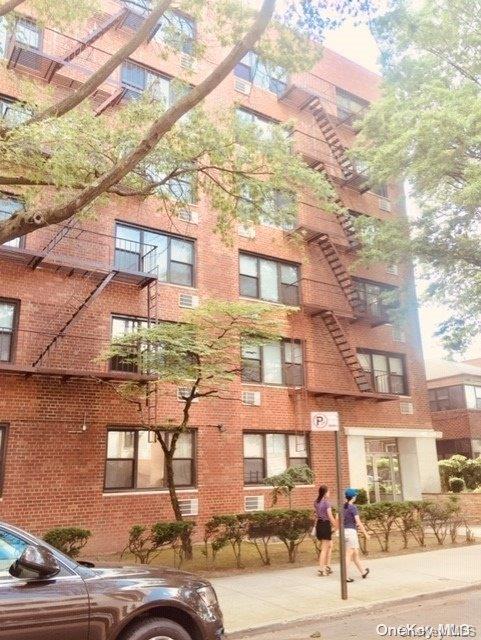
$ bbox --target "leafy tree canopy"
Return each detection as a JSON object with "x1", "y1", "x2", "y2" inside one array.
[{"x1": 354, "y1": 0, "x2": 481, "y2": 352}]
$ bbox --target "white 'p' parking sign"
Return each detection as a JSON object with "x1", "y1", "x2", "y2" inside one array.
[{"x1": 310, "y1": 411, "x2": 339, "y2": 432}]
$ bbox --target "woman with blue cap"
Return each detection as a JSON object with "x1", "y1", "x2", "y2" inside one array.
[{"x1": 344, "y1": 488, "x2": 370, "y2": 582}]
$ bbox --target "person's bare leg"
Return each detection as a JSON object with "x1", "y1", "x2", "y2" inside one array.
[
  {"x1": 319, "y1": 541, "x2": 327, "y2": 569},
  {"x1": 325, "y1": 540, "x2": 333, "y2": 569},
  {"x1": 352, "y1": 548, "x2": 365, "y2": 575},
  {"x1": 345, "y1": 547, "x2": 354, "y2": 577}
]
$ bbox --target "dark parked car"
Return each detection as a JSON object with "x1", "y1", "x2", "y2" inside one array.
[{"x1": 0, "y1": 521, "x2": 224, "y2": 640}]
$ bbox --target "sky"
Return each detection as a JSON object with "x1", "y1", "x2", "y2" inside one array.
[{"x1": 322, "y1": 21, "x2": 477, "y2": 363}]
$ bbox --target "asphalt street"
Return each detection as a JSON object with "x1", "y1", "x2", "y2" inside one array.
[{"x1": 233, "y1": 588, "x2": 481, "y2": 640}]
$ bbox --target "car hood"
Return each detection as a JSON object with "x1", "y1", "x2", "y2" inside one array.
[{"x1": 88, "y1": 564, "x2": 210, "y2": 588}]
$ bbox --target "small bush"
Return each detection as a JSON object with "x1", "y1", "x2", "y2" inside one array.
[
  {"x1": 124, "y1": 521, "x2": 194, "y2": 565},
  {"x1": 43, "y1": 527, "x2": 91, "y2": 559},
  {"x1": 355, "y1": 488, "x2": 368, "y2": 505},
  {"x1": 271, "y1": 508, "x2": 314, "y2": 563},
  {"x1": 245, "y1": 511, "x2": 279, "y2": 566},
  {"x1": 205, "y1": 515, "x2": 249, "y2": 568},
  {"x1": 449, "y1": 477, "x2": 466, "y2": 493}
]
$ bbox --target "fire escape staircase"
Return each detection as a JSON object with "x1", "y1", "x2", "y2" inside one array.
[
  {"x1": 306, "y1": 97, "x2": 369, "y2": 193},
  {"x1": 306, "y1": 233, "x2": 373, "y2": 393},
  {"x1": 145, "y1": 264, "x2": 160, "y2": 427},
  {"x1": 32, "y1": 269, "x2": 117, "y2": 368}
]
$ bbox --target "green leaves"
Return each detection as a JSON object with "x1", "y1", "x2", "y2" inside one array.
[{"x1": 354, "y1": 0, "x2": 481, "y2": 352}]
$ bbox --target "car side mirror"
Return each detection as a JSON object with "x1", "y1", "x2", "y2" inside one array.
[{"x1": 9, "y1": 545, "x2": 60, "y2": 580}]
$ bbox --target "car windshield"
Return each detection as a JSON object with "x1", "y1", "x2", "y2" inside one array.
[{"x1": 0, "y1": 530, "x2": 28, "y2": 576}]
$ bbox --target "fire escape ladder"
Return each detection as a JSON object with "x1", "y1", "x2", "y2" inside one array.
[
  {"x1": 334, "y1": 204, "x2": 360, "y2": 251},
  {"x1": 32, "y1": 269, "x2": 117, "y2": 368},
  {"x1": 320, "y1": 310, "x2": 373, "y2": 393},
  {"x1": 146, "y1": 266, "x2": 160, "y2": 427},
  {"x1": 307, "y1": 102, "x2": 355, "y2": 180},
  {"x1": 314, "y1": 233, "x2": 360, "y2": 310},
  {"x1": 61, "y1": 9, "x2": 128, "y2": 64}
]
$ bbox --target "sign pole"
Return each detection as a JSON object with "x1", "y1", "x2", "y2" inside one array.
[
  {"x1": 310, "y1": 411, "x2": 348, "y2": 600},
  {"x1": 335, "y1": 427, "x2": 348, "y2": 600}
]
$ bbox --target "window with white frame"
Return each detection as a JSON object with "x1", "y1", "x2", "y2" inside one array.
[
  {"x1": 465, "y1": 385, "x2": 481, "y2": 410},
  {"x1": 234, "y1": 51, "x2": 287, "y2": 96},
  {"x1": 243, "y1": 432, "x2": 309, "y2": 485},
  {"x1": 0, "y1": 300, "x2": 18, "y2": 362},
  {"x1": 358, "y1": 350, "x2": 407, "y2": 395},
  {"x1": 121, "y1": 60, "x2": 172, "y2": 102},
  {"x1": 0, "y1": 96, "x2": 30, "y2": 125},
  {"x1": 110, "y1": 315, "x2": 149, "y2": 373},
  {"x1": 236, "y1": 107, "x2": 279, "y2": 141},
  {"x1": 105, "y1": 429, "x2": 195, "y2": 491}
]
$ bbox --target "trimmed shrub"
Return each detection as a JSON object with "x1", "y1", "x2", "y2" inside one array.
[
  {"x1": 271, "y1": 508, "x2": 314, "y2": 563},
  {"x1": 423, "y1": 498, "x2": 460, "y2": 545},
  {"x1": 265, "y1": 465, "x2": 315, "y2": 508},
  {"x1": 355, "y1": 488, "x2": 368, "y2": 505},
  {"x1": 245, "y1": 510, "x2": 279, "y2": 566},
  {"x1": 124, "y1": 521, "x2": 194, "y2": 565},
  {"x1": 359, "y1": 502, "x2": 403, "y2": 552},
  {"x1": 204, "y1": 515, "x2": 249, "y2": 569},
  {"x1": 43, "y1": 527, "x2": 91, "y2": 559},
  {"x1": 449, "y1": 477, "x2": 466, "y2": 493}
]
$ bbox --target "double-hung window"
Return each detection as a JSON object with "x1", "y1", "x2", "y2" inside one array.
[
  {"x1": 0, "y1": 96, "x2": 29, "y2": 126},
  {"x1": 104, "y1": 429, "x2": 195, "y2": 491},
  {"x1": 242, "y1": 340, "x2": 303, "y2": 386},
  {"x1": 115, "y1": 223, "x2": 195, "y2": 286},
  {"x1": 353, "y1": 278, "x2": 397, "y2": 319},
  {"x1": 110, "y1": 315, "x2": 149, "y2": 372},
  {"x1": 154, "y1": 10, "x2": 196, "y2": 54},
  {"x1": 428, "y1": 385, "x2": 466, "y2": 411},
  {"x1": 243, "y1": 432, "x2": 309, "y2": 485},
  {"x1": 236, "y1": 108, "x2": 279, "y2": 142},
  {"x1": 259, "y1": 190, "x2": 297, "y2": 231},
  {"x1": 234, "y1": 51, "x2": 287, "y2": 96},
  {"x1": 358, "y1": 350, "x2": 407, "y2": 395},
  {"x1": 145, "y1": 166, "x2": 196, "y2": 204},
  {"x1": 336, "y1": 88, "x2": 368, "y2": 122},
  {"x1": 0, "y1": 17, "x2": 40, "y2": 58},
  {"x1": 239, "y1": 253, "x2": 299, "y2": 305},
  {"x1": 0, "y1": 300, "x2": 18, "y2": 362},
  {"x1": 464, "y1": 385, "x2": 481, "y2": 410},
  {"x1": 121, "y1": 61, "x2": 171, "y2": 103},
  {"x1": 0, "y1": 196, "x2": 24, "y2": 248}
]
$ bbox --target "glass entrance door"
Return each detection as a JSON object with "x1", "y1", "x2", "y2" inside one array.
[{"x1": 365, "y1": 438, "x2": 403, "y2": 502}]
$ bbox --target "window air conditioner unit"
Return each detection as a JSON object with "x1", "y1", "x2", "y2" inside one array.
[
  {"x1": 379, "y1": 198, "x2": 392, "y2": 212},
  {"x1": 180, "y1": 53, "x2": 196, "y2": 71},
  {"x1": 400, "y1": 402, "x2": 414, "y2": 415},
  {"x1": 238, "y1": 224, "x2": 256, "y2": 239},
  {"x1": 386, "y1": 264, "x2": 399, "y2": 275},
  {"x1": 242, "y1": 390, "x2": 261, "y2": 406},
  {"x1": 177, "y1": 387, "x2": 199, "y2": 402},
  {"x1": 245, "y1": 495, "x2": 265, "y2": 512},
  {"x1": 234, "y1": 78, "x2": 252, "y2": 95},
  {"x1": 179, "y1": 293, "x2": 199, "y2": 309},
  {"x1": 178, "y1": 208, "x2": 199, "y2": 224},
  {"x1": 179, "y1": 498, "x2": 198, "y2": 517}
]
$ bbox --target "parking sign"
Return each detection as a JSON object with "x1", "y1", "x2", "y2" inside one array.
[{"x1": 310, "y1": 411, "x2": 339, "y2": 432}]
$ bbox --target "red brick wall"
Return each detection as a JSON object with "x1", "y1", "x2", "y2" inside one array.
[
  {"x1": 0, "y1": 1, "x2": 434, "y2": 552},
  {"x1": 423, "y1": 493, "x2": 481, "y2": 524}
]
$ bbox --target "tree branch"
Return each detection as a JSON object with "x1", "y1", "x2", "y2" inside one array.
[
  {"x1": 0, "y1": 0, "x2": 277, "y2": 244},
  {"x1": 26, "y1": 0, "x2": 173, "y2": 124},
  {"x1": 0, "y1": 0, "x2": 25, "y2": 18}
]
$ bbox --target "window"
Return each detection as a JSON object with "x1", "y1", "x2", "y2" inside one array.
[
  {"x1": 239, "y1": 253, "x2": 299, "y2": 305},
  {"x1": 358, "y1": 350, "x2": 407, "y2": 395},
  {"x1": 428, "y1": 385, "x2": 465, "y2": 412},
  {"x1": 234, "y1": 51, "x2": 287, "y2": 96},
  {"x1": 0, "y1": 528, "x2": 28, "y2": 577},
  {"x1": 353, "y1": 278, "x2": 398, "y2": 319},
  {"x1": 336, "y1": 88, "x2": 368, "y2": 121},
  {"x1": 121, "y1": 61, "x2": 171, "y2": 103},
  {"x1": 104, "y1": 429, "x2": 195, "y2": 491},
  {"x1": 0, "y1": 426, "x2": 6, "y2": 497},
  {"x1": 259, "y1": 190, "x2": 297, "y2": 230},
  {"x1": 110, "y1": 316, "x2": 149, "y2": 372},
  {"x1": 243, "y1": 432, "x2": 309, "y2": 485},
  {"x1": 0, "y1": 300, "x2": 18, "y2": 362},
  {"x1": 154, "y1": 10, "x2": 195, "y2": 54},
  {"x1": 0, "y1": 196, "x2": 24, "y2": 247},
  {"x1": 236, "y1": 108, "x2": 279, "y2": 141},
  {"x1": 371, "y1": 184, "x2": 389, "y2": 198},
  {"x1": 242, "y1": 340, "x2": 303, "y2": 386},
  {"x1": 464, "y1": 385, "x2": 481, "y2": 410},
  {"x1": 14, "y1": 18, "x2": 40, "y2": 49},
  {"x1": 0, "y1": 96, "x2": 29, "y2": 126},
  {"x1": 145, "y1": 166, "x2": 196, "y2": 203},
  {"x1": 115, "y1": 224, "x2": 195, "y2": 286}
]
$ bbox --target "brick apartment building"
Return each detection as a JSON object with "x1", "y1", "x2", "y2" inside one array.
[
  {"x1": 0, "y1": 1, "x2": 441, "y2": 551},
  {"x1": 427, "y1": 359, "x2": 481, "y2": 459}
]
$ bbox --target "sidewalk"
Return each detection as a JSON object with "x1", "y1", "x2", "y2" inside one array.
[{"x1": 210, "y1": 544, "x2": 481, "y2": 633}]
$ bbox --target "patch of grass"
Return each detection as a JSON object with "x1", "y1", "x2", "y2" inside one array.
[{"x1": 86, "y1": 530, "x2": 478, "y2": 577}]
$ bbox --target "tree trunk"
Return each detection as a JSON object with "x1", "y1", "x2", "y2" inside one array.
[
  {"x1": 0, "y1": 0, "x2": 25, "y2": 18},
  {"x1": 163, "y1": 447, "x2": 193, "y2": 559}
]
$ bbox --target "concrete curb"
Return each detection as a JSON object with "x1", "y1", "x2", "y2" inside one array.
[{"x1": 227, "y1": 581, "x2": 481, "y2": 638}]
